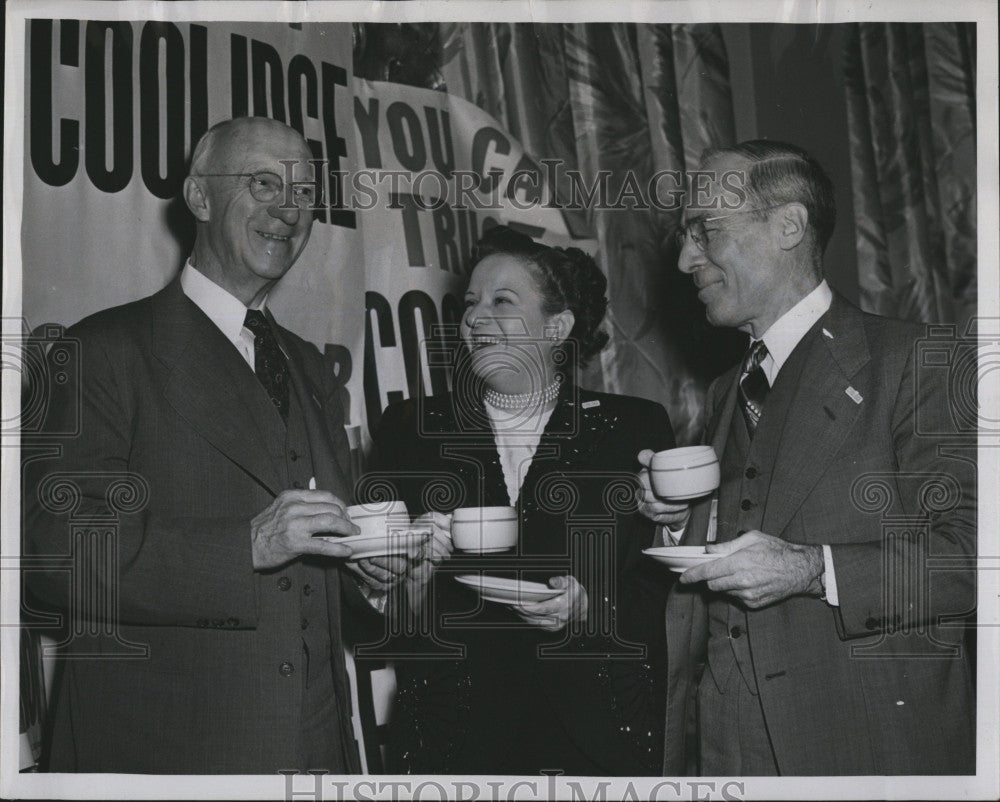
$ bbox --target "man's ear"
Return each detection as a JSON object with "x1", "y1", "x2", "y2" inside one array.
[
  {"x1": 776, "y1": 202, "x2": 808, "y2": 251},
  {"x1": 183, "y1": 176, "x2": 211, "y2": 222},
  {"x1": 547, "y1": 309, "x2": 576, "y2": 343}
]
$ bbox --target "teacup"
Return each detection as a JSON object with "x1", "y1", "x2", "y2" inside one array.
[
  {"x1": 346, "y1": 500, "x2": 411, "y2": 539},
  {"x1": 649, "y1": 446, "x2": 720, "y2": 500},
  {"x1": 451, "y1": 506, "x2": 518, "y2": 553}
]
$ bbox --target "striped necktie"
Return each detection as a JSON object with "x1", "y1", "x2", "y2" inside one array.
[
  {"x1": 244, "y1": 309, "x2": 289, "y2": 423},
  {"x1": 738, "y1": 340, "x2": 769, "y2": 437}
]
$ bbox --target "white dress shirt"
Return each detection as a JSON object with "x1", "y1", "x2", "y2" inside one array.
[{"x1": 179, "y1": 260, "x2": 266, "y2": 370}]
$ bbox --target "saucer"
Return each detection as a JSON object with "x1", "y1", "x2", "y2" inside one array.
[
  {"x1": 454, "y1": 574, "x2": 562, "y2": 604},
  {"x1": 316, "y1": 530, "x2": 427, "y2": 560},
  {"x1": 643, "y1": 545, "x2": 720, "y2": 572}
]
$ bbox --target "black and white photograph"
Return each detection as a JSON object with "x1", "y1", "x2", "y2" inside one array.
[{"x1": 2, "y1": 1, "x2": 997, "y2": 799}]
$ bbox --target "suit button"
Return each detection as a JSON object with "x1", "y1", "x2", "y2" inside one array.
[
  {"x1": 865, "y1": 617, "x2": 879, "y2": 631},
  {"x1": 730, "y1": 625, "x2": 743, "y2": 639},
  {"x1": 227, "y1": 617, "x2": 240, "y2": 628},
  {"x1": 289, "y1": 448, "x2": 299, "y2": 461},
  {"x1": 277, "y1": 576, "x2": 292, "y2": 591},
  {"x1": 301, "y1": 618, "x2": 309, "y2": 630},
  {"x1": 745, "y1": 467, "x2": 758, "y2": 479},
  {"x1": 740, "y1": 499, "x2": 754, "y2": 511},
  {"x1": 303, "y1": 584, "x2": 313, "y2": 596},
  {"x1": 293, "y1": 480, "x2": 303, "y2": 489},
  {"x1": 279, "y1": 661, "x2": 295, "y2": 677}
]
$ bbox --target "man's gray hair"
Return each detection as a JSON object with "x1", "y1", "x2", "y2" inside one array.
[{"x1": 703, "y1": 139, "x2": 837, "y2": 254}]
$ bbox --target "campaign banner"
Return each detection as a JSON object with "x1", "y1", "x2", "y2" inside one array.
[{"x1": 21, "y1": 19, "x2": 363, "y2": 407}]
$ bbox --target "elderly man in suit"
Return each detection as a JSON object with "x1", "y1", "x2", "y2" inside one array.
[
  {"x1": 639, "y1": 140, "x2": 976, "y2": 775},
  {"x1": 24, "y1": 117, "x2": 388, "y2": 773}
]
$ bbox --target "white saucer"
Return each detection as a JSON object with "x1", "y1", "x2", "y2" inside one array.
[
  {"x1": 316, "y1": 530, "x2": 428, "y2": 560},
  {"x1": 454, "y1": 574, "x2": 562, "y2": 604},
  {"x1": 643, "y1": 545, "x2": 720, "y2": 572}
]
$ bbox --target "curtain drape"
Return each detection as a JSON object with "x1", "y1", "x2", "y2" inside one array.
[
  {"x1": 356, "y1": 22, "x2": 738, "y2": 443},
  {"x1": 844, "y1": 22, "x2": 977, "y2": 326}
]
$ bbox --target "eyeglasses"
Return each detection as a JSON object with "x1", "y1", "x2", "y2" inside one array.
[
  {"x1": 192, "y1": 171, "x2": 322, "y2": 208},
  {"x1": 674, "y1": 204, "x2": 786, "y2": 252}
]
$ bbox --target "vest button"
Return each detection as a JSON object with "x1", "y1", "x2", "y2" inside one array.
[
  {"x1": 730, "y1": 625, "x2": 743, "y2": 639},
  {"x1": 303, "y1": 584, "x2": 313, "y2": 596},
  {"x1": 301, "y1": 618, "x2": 309, "y2": 630},
  {"x1": 293, "y1": 480, "x2": 303, "y2": 489},
  {"x1": 740, "y1": 499, "x2": 754, "y2": 511},
  {"x1": 289, "y1": 448, "x2": 299, "y2": 461},
  {"x1": 279, "y1": 661, "x2": 295, "y2": 677},
  {"x1": 745, "y1": 466, "x2": 758, "y2": 479},
  {"x1": 277, "y1": 576, "x2": 291, "y2": 591}
]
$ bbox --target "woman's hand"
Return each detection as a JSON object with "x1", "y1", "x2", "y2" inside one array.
[
  {"x1": 404, "y1": 512, "x2": 453, "y2": 608},
  {"x1": 511, "y1": 575, "x2": 588, "y2": 632}
]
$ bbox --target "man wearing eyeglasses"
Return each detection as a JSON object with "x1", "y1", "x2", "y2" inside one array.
[
  {"x1": 24, "y1": 117, "x2": 385, "y2": 773},
  {"x1": 639, "y1": 140, "x2": 975, "y2": 775}
]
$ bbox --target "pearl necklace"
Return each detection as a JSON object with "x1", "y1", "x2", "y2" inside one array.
[{"x1": 483, "y1": 378, "x2": 562, "y2": 410}]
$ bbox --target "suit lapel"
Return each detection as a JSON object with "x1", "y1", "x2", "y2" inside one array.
[
  {"x1": 152, "y1": 280, "x2": 284, "y2": 495},
  {"x1": 761, "y1": 296, "x2": 871, "y2": 537}
]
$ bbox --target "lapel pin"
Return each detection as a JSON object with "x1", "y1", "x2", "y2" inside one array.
[
  {"x1": 845, "y1": 386, "x2": 863, "y2": 404},
  {"x1": 822, "y1": 328, "x2": 834, "y2": 339},
  {"x1": 582, "y1": 400, "x2": 600, "y2": 409}
]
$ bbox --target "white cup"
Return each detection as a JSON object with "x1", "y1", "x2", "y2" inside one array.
[
  {"x1": 451, "y1": 506, "x2": 518, "y2": 553},
  {"x1": 346, "y1": 500, "x2": 410, "y2": 539},
  {"x1": 649, "y1": 446, "x2": 720, "y2": 500}
]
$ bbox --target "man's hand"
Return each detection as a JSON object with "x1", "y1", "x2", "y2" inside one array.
[
  {"x1": 346, "y1": 555, "x2": 413, "y2": 593},
  {"x1": 347, "y1": 514, "x2": 439, "y2": 593},
  {"x1": 511, "y1": 575, "x2": 588, "y2": 632},
  {"x1": 636, "y1": 449, "x2": 692, "y2": 530},
  {"x1": 251, "y1": 489, "x2": 359, "y2": 570},
  {"x1": 678, "y1": 530, "x2": 824, "y2": 608}
]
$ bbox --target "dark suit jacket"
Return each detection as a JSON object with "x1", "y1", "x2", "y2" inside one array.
[
  {"x1": 368, "y1": 385, "x2": 676, "y2": 775},
  {"x1": 23, "y1": 279, "x2": 364, "y2": 773},
  {"x1": 663, "y1": 294, "x2": 976, "y2": 775}
]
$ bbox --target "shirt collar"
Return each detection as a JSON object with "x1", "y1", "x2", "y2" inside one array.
[
  {"x1": 757, "y1": 280, "x2": 833, "y2": 380},
  {"x1": 180, "y1": 260, "x2": 266, "y2": 342}
]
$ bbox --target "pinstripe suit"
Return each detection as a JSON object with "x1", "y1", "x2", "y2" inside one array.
[
  {"x1": 663, "y1": 294, "x2": 976, "y2": 775},
  {"x1": 23, "y1": 279, "x2": 363, "y2": 773}
]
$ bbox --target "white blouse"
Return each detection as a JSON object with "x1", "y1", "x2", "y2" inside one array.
[{"x1": 483, "y1": 400, "x2": 557, "y2": 505}]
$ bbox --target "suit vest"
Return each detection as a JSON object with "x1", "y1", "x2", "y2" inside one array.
[
  {"x1": 252, "y1": 375, "x2": 346, "y2": 769},
  {"x1": 705, "y1": 325, "x2": 821, "y2": 696}
]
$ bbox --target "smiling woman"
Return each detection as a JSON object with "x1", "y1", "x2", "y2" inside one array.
[{"x1": 365, "y1": 226, "x2": 679, "y2": 776}]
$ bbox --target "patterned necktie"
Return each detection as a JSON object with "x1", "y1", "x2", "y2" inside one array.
[
  {"x1": 738, "y1": 340, "x2": 769, "y2": 436},
  {"x1": 244, "y1": 309, "x2": 289, "y2": 423}
]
